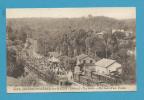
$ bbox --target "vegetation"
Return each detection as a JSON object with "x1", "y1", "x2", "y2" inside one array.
[
  {"x1": 7, "y1": 46, "x2": 25, "y2": 78},
  {"x1": 20, "y1": 72, "x2": 40, "y2": 86},
  {"x1": 7, "y1": 16, "x2": 136, "y2": 84}
]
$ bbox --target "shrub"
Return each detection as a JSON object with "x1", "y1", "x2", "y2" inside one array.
[{"x1": 20, "y1": 73, "x2": 40, "y2": 86}]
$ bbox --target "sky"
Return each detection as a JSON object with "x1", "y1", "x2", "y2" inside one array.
[{"x1": 6, "y1": 7, "x2": 136, "y2": 19}]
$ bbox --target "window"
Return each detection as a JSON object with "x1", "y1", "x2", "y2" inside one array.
[
  {"x1": 83, "y1": 60, "x2": 86, "y2": 63},
  {"x1": 109, "y1": 70, "x2": 111, "y2": 73},
  {"x1": 90, "y1": 60, "x2": 93, "y2": 63}
]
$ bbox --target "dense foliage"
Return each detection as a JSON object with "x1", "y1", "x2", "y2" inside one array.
[
  {"x1": 7, "y1": 16, "x2": 136, "y2": 83},
  {"x1": 7, "y1": 46, "x2": 25, "y2": 78}
]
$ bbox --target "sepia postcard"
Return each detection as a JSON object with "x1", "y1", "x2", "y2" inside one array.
[{"x1": 6, "y1": 7, "x2": 136, "y2": 93}]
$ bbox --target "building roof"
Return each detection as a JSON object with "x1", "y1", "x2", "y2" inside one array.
[
  {"x1": 49, "y1": 52, "x2": 61, "y2": 58},
  {"x1": 84, "y1": 63, "x2": 96, "y2": 66},
  {"x1": 76, "y1": 54, "x2": 88, "y2": 60},
  {"x1": 108, "y1": 63, "x2": 121, "y2": 71},
  {"x1": 95, "y1": 58, "x2": 116, "y2": 68},
  {"x1": 97, "y1": 32, "x2": 104, "y2": 35}
]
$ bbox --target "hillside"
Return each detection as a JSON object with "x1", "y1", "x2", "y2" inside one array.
[
  {"x1": 7, "y1": 16, "x2": 136, "y2": 57},
  {"x1": 7, "y1": 16, "x2": 136, "y2": 39}
]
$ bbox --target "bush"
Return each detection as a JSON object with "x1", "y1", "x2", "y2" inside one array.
[{"x1": 20, "y1": 73, "x2": 40, "y2": 86}]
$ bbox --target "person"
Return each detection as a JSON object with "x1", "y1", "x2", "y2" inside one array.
[{"x1": 67, "y1": 70, "x2": 73, "y2": 81}]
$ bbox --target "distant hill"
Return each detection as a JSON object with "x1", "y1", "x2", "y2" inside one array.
[{"x1": 7, "y1": 16, "x2": 136, "y2": 39}]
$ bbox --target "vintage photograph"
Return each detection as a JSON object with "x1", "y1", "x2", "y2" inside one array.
[{"x1": 6, "y1": 8, "x2": 136, "y2": 93}]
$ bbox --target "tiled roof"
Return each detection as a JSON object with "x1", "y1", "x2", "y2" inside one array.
[
  {"x1": 95, "y1": 58, "x2": 116, "y2": 68},
  {"x1": 76, "y1": 54, "x2": 88, "y2": 60}
]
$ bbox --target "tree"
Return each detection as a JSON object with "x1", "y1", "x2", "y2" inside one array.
[
  {"x1": 85, "y1": 37, "x2": 91, "y2": 55},
  {"x1": 7, "y1": 46, "x2": 25, "y2": 78},
  {"x1": 7, "y1": 25, "x2": 16, "y2": 41},
  {"x1": 110, "y1": 33, "x2": 119, "y2": 53},
  {"x1": 117, "y1": 48, "x2": 132, "y2": 82},
  {"x1": 94, "y1": 29, "x2": 112, "y2": 58},
  {"x1": 127, "y1": 55, "x2": 136, "y2": 81},
  {"x1": 19, "y1": 32, "x2": 27, "y2": 43}
]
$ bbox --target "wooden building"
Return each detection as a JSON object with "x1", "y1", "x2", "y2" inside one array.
[
  {"x1": 76, "y1": 54, "x2": 97, "y2": 65},
  {"x1": 94, "y1": 58, "x2": 122, "y2": 75}
]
